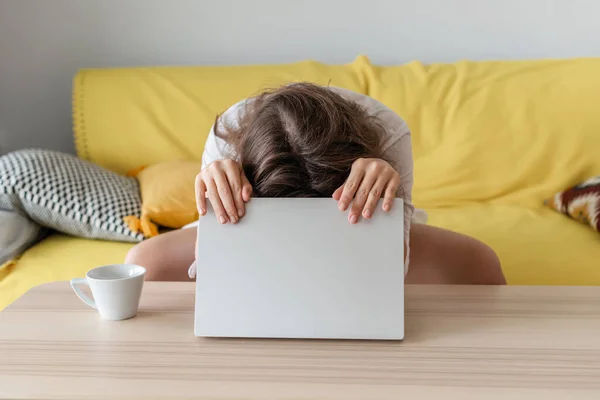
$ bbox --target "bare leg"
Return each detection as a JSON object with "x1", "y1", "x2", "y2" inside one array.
[
  {"x1": 405, "y1": 224, "x2": 506, "y2": 285},
  {"x1": 125, "y1": 228, "x2": 197, "y2": 281}
]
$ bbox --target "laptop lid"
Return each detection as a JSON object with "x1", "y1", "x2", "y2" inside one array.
[{"x1": 194, "y1": 198, "x2": 404, "y2": 340}]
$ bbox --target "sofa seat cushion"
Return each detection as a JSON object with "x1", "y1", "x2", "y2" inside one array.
[
  {"x1": 0, "y1": 234, "x2": 133, "y2": 310},
  {"x1": 427, "y1": 205, "x2": 600, "y2": 285}
]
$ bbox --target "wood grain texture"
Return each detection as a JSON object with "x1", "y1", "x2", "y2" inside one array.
[{"x1": 1, "y1": 282, "x2": 600, "y2": 399}]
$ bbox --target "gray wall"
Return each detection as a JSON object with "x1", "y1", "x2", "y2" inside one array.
[{"x1": 1, "y1": 0, "x2": 599, "y2": 155}]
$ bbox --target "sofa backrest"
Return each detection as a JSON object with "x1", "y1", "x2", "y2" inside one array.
[
  {"x1": 364, "y1": 58, "x2": 600, "y2": 209},
  {"x1": 72, "y1": 60, "x2": 366, "y2": 174},
  {"x1": 74, "y1": 56, "x2": 600, "y2": 208}
]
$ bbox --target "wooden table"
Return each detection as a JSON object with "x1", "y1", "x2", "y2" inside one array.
[{"x1": 1, "y1": 282, "x2": 600, "y2": 399}]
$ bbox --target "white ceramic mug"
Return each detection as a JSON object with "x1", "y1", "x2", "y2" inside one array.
[{"x1": 70, "y1": 264, "x2": 146, "y2": 320}]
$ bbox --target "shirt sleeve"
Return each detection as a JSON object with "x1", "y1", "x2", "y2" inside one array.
[
  {"x1": 381, "y1": 133, "x2": 415, "y2": 268},
  {"x1": 378, "y1": 116, "x2": 414, "y2": 272},
  {"x1": 201, "y1": 100, "x2": 247, "y2": 169}
]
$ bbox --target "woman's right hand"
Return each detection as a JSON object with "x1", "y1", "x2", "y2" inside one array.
[{"x1": 195, "y1": 159, "x2": 253, "y2": 224}]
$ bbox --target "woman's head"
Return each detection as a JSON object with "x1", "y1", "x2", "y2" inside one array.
[{"x1": 215, "y1": 83, "x2": 386, "y2": 197}]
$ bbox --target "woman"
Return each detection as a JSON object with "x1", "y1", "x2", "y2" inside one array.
[{"x1": 126, "y1": 83, "x2": 505, "y2": 285}]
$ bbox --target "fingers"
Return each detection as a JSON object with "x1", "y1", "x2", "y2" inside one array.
[
  {"x1": 337, "y1": 158, "x2": 401, "y2": 222},
  {"x1": 362, "y1": 177, "x2": 387, "y2": 219},
  {"x1": 223, "y1": 166, "x2": 245, "y2": 218},
  {"x1": 349, "y1": 174, "x2": 377, "y2": 223},
  {"x1": 195, "y1": 174, "x2": 207, "y2": 216},
  {"x1": 383, "y1": 175, "x2": 401, "y2": 212},
  {"x1": 337, "y1": 161, "x2": 365, "y2": 212},
  {"x1": 332, "y1": 185, "x2": 343, "y2": 201},
  {"x1": 206, "y1": 179, "x2": 228, "y2": 224},
  {"x1": 198, "y1": 160, "x2": 253, "y2": 224},
  {"x1": 241, "y1": 172, "x2": 253, "y2": 202},
  {"x1": 212, "y1": 171, "x2": 239, "y2": 223}
]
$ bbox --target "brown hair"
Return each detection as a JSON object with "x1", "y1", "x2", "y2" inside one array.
[{"x1": 215, "y1": 82, "x2": 388, "y2": 197}]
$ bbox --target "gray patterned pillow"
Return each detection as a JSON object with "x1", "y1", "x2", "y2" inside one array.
[
  {"x1": 0, "y1": 210, "x2": 47, "y2": 265},
  {"x1": 0, "y1": 149, "x2": 144, "y2": 242}
]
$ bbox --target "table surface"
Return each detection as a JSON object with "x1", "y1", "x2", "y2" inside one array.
[{"x1": 1, "y1": 282, "x2": 600, "y2": 400}]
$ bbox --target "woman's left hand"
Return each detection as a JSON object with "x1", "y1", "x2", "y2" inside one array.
[{"x1": 332, "y1": 158, "x2": 400, "y2": 223}]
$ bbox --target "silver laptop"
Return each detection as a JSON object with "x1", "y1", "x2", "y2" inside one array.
[{"x1": 194, "y1": 198, "x2": 404, "y2": 340}]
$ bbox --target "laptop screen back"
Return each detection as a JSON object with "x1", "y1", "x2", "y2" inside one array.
[{"x1": 195, "y1": 198, "x2": 405, "y2": 340}]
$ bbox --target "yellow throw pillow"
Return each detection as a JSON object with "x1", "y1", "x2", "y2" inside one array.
[{"x1": 126, "y1": 160, "x2": 201, "y2": 237}]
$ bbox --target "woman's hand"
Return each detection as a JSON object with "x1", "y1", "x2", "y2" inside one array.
[
  {"x1": 332, "y1": 158, "x2": 400, "y2": 223},
  {"x1": 195, "y1": 159, "x2": 253, "y2": 224}
]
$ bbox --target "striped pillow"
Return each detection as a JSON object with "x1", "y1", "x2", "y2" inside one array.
[{"x1": 0, "y1": 149, "x2": 144, "y2": 242}]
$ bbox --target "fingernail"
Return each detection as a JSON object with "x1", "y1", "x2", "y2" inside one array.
[
  {"x1": 339, "y1": 202, "x2": 346, "y2": 211},
  {"x1": 238, "y1": 208, "x2": 244, "y2": 217},
  {"x1": 349, "y1": 214, "x2": 358, "y2": 224},
  {"x1": 364, "y1": 209, "x2": 371, "y2": 218},
  {"x1": 219, "y1": 216, "x2": 227, "y2": 224},
  {"x1": 230, "y1": 215, "x2": 237, "y2": 223},
  {"x1": 383, "y1": 203, "x2": 390, "y2": 211},
  {"x1": 200, "y1": 208, "x2": 206, "y2": 216}
]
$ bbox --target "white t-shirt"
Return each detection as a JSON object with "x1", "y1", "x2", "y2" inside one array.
[{"x1": 198, "y1": 86, "x2": 426, "y2": 267}]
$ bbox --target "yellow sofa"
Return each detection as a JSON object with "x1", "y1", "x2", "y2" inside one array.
[{"x1": 2, "y1": 56, "x2": 600, "y2": 309}]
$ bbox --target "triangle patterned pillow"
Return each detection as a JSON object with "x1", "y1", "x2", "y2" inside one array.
[
  {"x1": 0, "y1": 149, "x2": 144, "y2": 242},
  {"x1": 545, "y1": 176, "x2": 600, "y2": 232}
]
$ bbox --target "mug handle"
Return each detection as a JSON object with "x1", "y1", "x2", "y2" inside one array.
[{"x1": 70, "y1": 278, "x2": 97, "y2": 309}]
